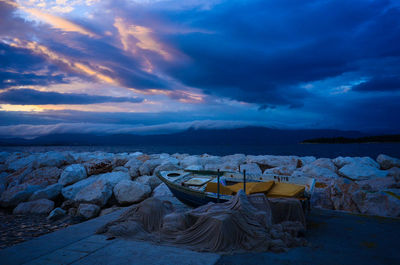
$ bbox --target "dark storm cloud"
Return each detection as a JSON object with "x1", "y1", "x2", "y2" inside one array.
[
  {"x1": 0, "y1": 89, "x2": 144, "y2": 105},
  {"x1": 152, "y1": 0, "x2": 400, "y2": 106},
  {"x1": 353, "y1": 76, "x2": 400, "y2": 92}
]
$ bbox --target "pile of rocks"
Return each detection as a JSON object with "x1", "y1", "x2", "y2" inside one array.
[{"x1": 0, "y1": 151, "x2": 399, "y2": 220}]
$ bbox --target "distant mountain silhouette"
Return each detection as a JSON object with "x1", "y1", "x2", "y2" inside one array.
[
  {"x1": 0, "y1": 126, "x2": 366, "y2": 146},
  {"x1": 302, "y1": 134, "x2": 400, "y2": 144}
]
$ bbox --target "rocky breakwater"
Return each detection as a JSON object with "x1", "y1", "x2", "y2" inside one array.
[{"x1": 0, "y1": 151, "x2": 399, "y2": 222}]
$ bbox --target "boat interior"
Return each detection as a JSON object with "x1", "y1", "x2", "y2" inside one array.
[{"x1": 159, "y1": 170, "x2": 315, "y2": 199}]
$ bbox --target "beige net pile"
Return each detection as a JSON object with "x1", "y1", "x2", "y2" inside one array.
[{"x1": 97, "y1": 191, "x2": 307, "y2": 253}]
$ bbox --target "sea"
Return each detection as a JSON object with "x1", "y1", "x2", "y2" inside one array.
[{"x1": 1, "y1": 143, "x2": 400, "y2": 159}]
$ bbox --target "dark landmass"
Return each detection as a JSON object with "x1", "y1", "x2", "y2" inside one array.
[
  {"x1": 302, "y1": 134, "x2": 400, "y2": 144},
  {"x1": 0, "y1": 127, "x2": 365, "y2": 146}
]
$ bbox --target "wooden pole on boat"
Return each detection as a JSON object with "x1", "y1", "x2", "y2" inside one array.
[
  {"x1": 217, "y1": 169, "x2": 220, "y2": 203},
  {"x1": 243, "y1": 169, "x2": 246, "y2": 193}
]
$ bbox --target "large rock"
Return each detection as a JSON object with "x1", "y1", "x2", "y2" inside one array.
[
  {"x1": 180, "y1": 156, "x2": 201, "y2": 169},
  {"x1": 4, "y1": 166, "x2": 33, "y2": 189},
  {"x1": 376, "y1": 154, "x2": 400, "y2": 170},
  {"x1": 339, "y1": 163, "x2": 388, "y2": 180},
  {"x1": 22, "y1": 167, "x2": 62, "y2": 187},
  {"x1": 152, "y1": 183, "x2": 173, "y2": 197},
  {"x1": 333, "y1": 156, "x2": 379, "y2": 169},
  {"x1": 13, "y1": 199, "x2": 54, "y2": 215},
  {"x1": 240, "y1": 163, "x2": 262, "y2": 175},
  {"x1": 124, "y1": 158, "x2": 143, "y2": 178},
  {"x1": 112, "y1": 154, "x2": 129, "y2": 168},
  {"x1": 136, "y1": 175, "x2": 162, "y2": 190},
  {"x1": 113, "y1": 166, "x2": 129, "y2": 173},
  {"x1": 247, "y1": 155, "x2": 300, "y2": 169},
  {"x1": 47, "y1": 207, "x2": 66, "y2": 221},
  {"x1": 298, "y1": 156, "x2": 317, "y2": 166},
  {"x1": 153, "y1": 163, "x2": 182, "y2": 175},
  {"x1": 353, "y1": 189, "x2": 400, "y2": 217},
  {"x1": 0, "y1": 183, "x2": 42, "y2": 207},
  {"x1": 58, "y1": 164, "x2": 87, "y2": 186},
  {"x1": 139, "y1": 159, "x2": 163, "y2": 176},
  {"x1": 329, "y1": 179, "x2": 360, "y2": 212},
  {"x1": 0, "y1": 183, "x2": 5, "y2": 198},
  {"x1": 388, "y1": 167, "x2": 400, "y2": 181},
  {"x1": 113, "y1": 180, "x2": 151, "y2": 204},
  {"x1": 0, "y1": 151, "x2": 10, "y2": 164},
  {"x1": 74, "y1": 179, "x2": 113, "y2": 206},
  {"x1": 77, "y1": 203, "x2": 100, "y2": 219},
  {"x1": 310, "y1": 180, "x2": 334, "y2": 210},
  {"x1": 62, "y1": 171, "x2": 130, "y2": 200},
  {"x1": 29, "y1": 183, "x2": 63, "y2": 201},
  {"x1": 33, "y1": 151, "x2": 74, "y2": 168},
  {"x1": 298, "y1": 163, "x2": 339, "y2": 179},
  {"x1": 356, "y1": 177, "x2": 399, "y2": 192},
  {"x1": 84, "y1": 159, "x2": 113, "y2": 176},
  {"x1": 6, "y1": 154, "x2": 37, "y2": 172},
  {"x1": 264, "y1": 165, "x2": 297, "y2": 176}
]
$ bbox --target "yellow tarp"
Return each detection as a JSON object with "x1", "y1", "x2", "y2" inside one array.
[
  {"x1": 267, "y1": 182, "x2": 305, "y2": 198},
  {"x1": 205, "y1": 181, "x2": 274, "y2": 195},
  {"x1": 228, "y1": 181, "x2": 275, "y2": 195},
  {"x1": 205, "y1": 182, "x2": 234, "y2": 195}
]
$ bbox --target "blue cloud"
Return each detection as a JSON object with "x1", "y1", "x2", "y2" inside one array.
[{"x1": 0, "y1": 89, "x2": 144, "y2": 105}]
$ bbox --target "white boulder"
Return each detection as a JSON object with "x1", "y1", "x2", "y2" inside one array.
[
  {"x1": 264, "y1": 165, "x2": 297, "y2": 176},
  {"x1": 376, "y1": 154, "x2": 400, "y2": 170},
  {"x1": 356, "y1": 177, "x2": 399, "y2": 191},
  {"x1": 180, "y1": 156, "x2": 201, "y2": 169},
  {"x1": 339, "y1": 163, "x2": 388, "y2": 180},
  {"x1": 58, "y1": 164, "x2": 87, "y2": 186},
  {"x1": 353, "y1": 189, "x2": 400, "y2": 217},
  {"x1": 74, "y1": 179, "x2": 113, "y2": 206},
  {"x1": 139, "y1": 159, "x2": 163, "y2": 176},
  {"x1": 136, "y1": 175, "x2": 162, "y2": 190},
  {"x1": 61, "y1": 171, "x2": 130, "y2": 200},
  {"x1": 152, "y1": 183, "x2": 173, "y2": 197},
  {"x1": 333, "y1": 156, "x2": 379, "y2": 169},
  {"x1": 240, "y1": 163, "x2": 262, "y2": 175},
  {"x1": 13, "y1": 199, "x2": 54, "y2": 215},
  {"x1": 153, "y1": 163, "x2": 182, "y2": 174},
  {"x1": 124, "y1": 158, "x2": 143, "y2": 178},
  {"x1": 388, "y1": 167, "x2": 400, "y2": 181},
  {"x1": 113, "y1": 180, "x2": 151, "y2": 204},
  {"x1": 247, "y1": 155, "x2": 300, "y2": 168}
]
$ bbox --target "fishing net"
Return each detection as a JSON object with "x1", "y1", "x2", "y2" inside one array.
[{"x1": 97, "y1": 190, "x2": 306, "y2": 253}]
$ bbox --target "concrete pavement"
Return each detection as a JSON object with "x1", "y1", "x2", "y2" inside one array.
[{"x1": 0, "y1": 208, "x2": 399, "y2": 265}]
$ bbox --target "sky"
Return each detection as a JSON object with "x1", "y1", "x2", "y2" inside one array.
[{"x1": 0, "y1": 0, "x2": 400, "y2": 138}]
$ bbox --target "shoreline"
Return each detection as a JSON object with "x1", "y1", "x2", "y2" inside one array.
[{"x1": 0, "y1": 151, "x2": 399, "y2": 249}]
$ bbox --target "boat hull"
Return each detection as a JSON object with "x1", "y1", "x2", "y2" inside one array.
[{"x1": 165, "y1": 181, "x2": 227, "y2": 207}]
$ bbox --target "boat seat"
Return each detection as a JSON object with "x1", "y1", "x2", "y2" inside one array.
[{"x1": 266, "y1": 182, "x2": 305, "y2": 198}]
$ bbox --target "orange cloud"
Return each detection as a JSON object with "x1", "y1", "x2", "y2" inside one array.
[
  {"x1": 114, "y1": 17, "x2": 171, "y2": 60},
  {"x1": 0, "y1": 0, "x2": 96, "y2": 37},
  {"x1": 8, "y1": 38, "x2": 119, "y2": 86}
]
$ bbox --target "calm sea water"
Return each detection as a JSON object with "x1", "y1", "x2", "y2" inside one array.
[{"x1": 2, "y1": 143, "x2": 400, "y2": 158}]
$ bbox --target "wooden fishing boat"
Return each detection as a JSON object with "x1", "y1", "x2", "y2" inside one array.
[{"x1": 156, "y1": 169, "x2": 315, "y2": 210}]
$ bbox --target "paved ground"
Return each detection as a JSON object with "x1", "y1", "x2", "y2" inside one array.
[{"x1": 0, "y1": 208, "x2": 399, "y2": 265}]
